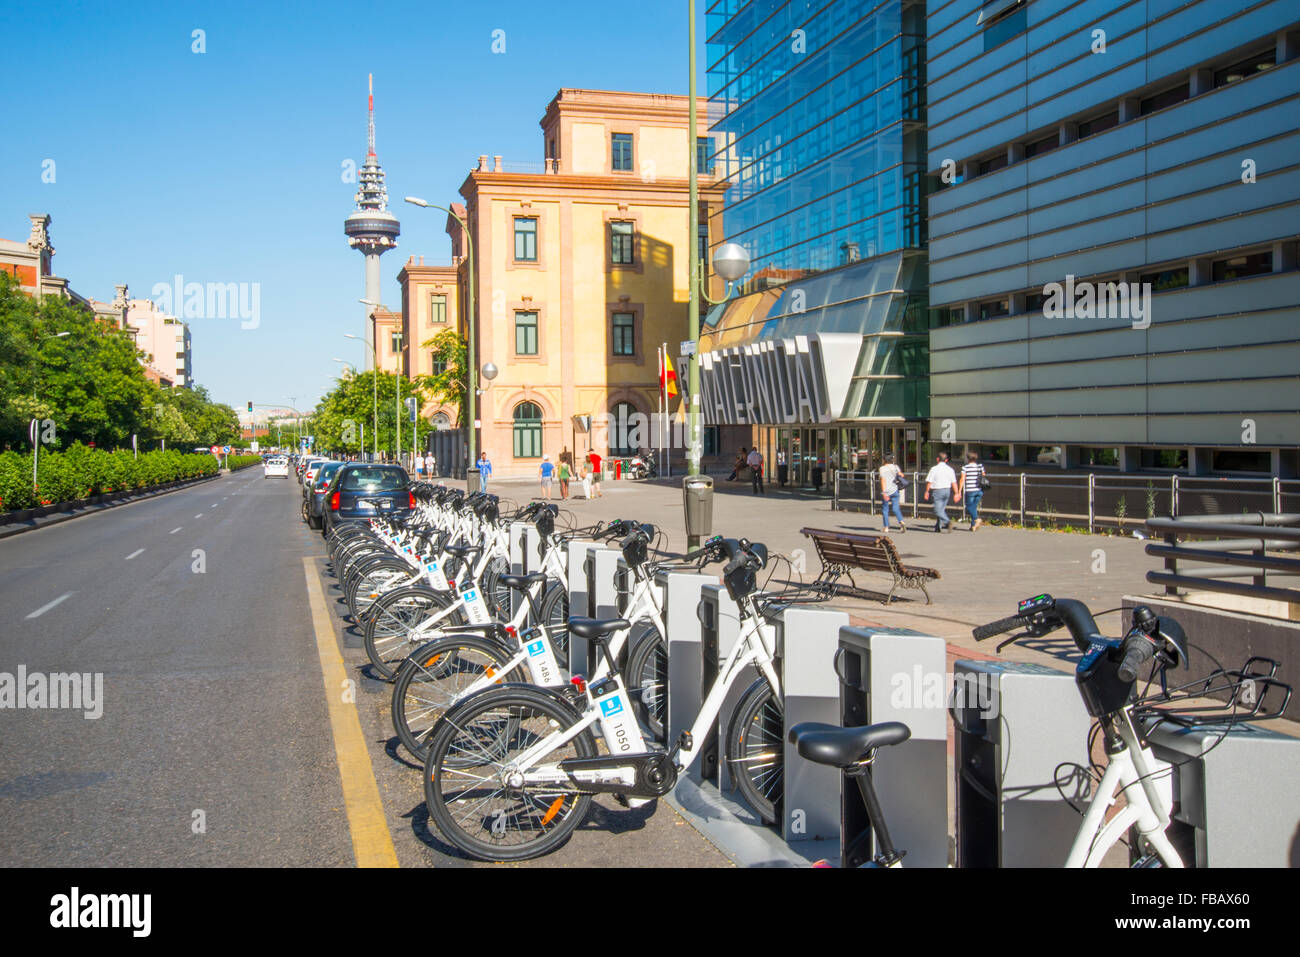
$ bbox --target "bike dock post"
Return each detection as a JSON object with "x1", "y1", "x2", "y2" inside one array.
[
  {"x1": 524, "y1": 524, "x2": 542, "y2": 625},
  {"x1": 952, "y1": 660, "x2": 1092, "y2": 867},
  {"x1": 655, "y1": 567, "x2": 719, "y2": 766},
  {"x1": 592, "y1": 549, "x2": 625, "y2": 671},
  {"x1": 766, "y1": 604, "x2": 849, "y2": 844},
  {"x1": 509, "y1": 521, "x2": 528, "y2": 620},
  {"x1": 566, "y1": 540, "x2": 605, "y2": 675},
  {"x1": 698, "y1": 584, "x2": 749, "y2": 790},
  {"x1": 836, "y1": 627, "x2": 949, "y2": 867}
]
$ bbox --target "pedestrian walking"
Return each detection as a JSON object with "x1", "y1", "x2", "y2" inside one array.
[
  {"x1": 727, "y1": 448, "x2": 747, "y2": 482},
  {"x1": 558, "y1": 458, "x2": 571, "y2": 499},
  {"x1": 878, "y1": 453, "x2": 907, "y2": 533},
  {"x1": 923, "y1": 451, "x2": 958, "y2": 532},
  {"x1": 424, "y1": 452, "x2": 435, "y2": 478},
  {"x1": 414, "y1": 456, "x2": 425, "y2": 479},
  {"x1": 580, "y1": 462, "x2": 593, "y2": 500},
  {"x1": 746, "y1": 447, "x2": 765, "y2": 495},
  {"x1": 586, "y1": 450, "x2": 604, "y2": 498},
  {"x1": 958, "y1": 451, "x2": 988, "y2": 530},
  {"x1": 777, "y1": 448, "x2": 788, "y2": 487},
  {"x1": 477, "y1": 452, "x2": 492, "y2": 493},
  {"x1": 539, "y1": 454, "x2": 555, "y2": 499}
]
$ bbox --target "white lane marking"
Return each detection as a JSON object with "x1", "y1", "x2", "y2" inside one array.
[
  {"x1": 169, "y1": 527, "x2": 182, "y2": 534},
  {"x1": 195, "y1": 514, "x2": 203, "y2": 519},
  {"x1": 125, "y1": 548, "x2": 145, "y2": 560},
  {"x1": 26, "y1": 592, "x2": 73, "y2": 619},
  {"x1": 210, "y1": 503, "x2": 219, "y2": 508}
]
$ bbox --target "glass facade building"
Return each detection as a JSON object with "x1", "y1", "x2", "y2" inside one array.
[{"x1": 701, "y1": 0, "x2": 932, "y2": 484}]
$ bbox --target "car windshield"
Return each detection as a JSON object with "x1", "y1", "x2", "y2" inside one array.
[
  {"x1": 341, "y1": 468, "x2": 408, "y2": 491},
  {"x1": 317, "y1": 463, "x2": 342, "y2": 481}
]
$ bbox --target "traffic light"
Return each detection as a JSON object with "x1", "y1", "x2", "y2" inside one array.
[{"x1": 247, "y1": 401, "x2": 253, "y2": 412}]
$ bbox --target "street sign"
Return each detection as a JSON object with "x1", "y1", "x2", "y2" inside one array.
[
  {"x1": 222, "y1": 445, "x2": 231, "y2": 454},
  {"x1": 680, "y1": 340, "x2": 697, "y2": 357},
  {"x1": 406, "y1": 396, "x2": 417, "y2": 423},
  {"x1": 250, "y1": 441, "x2": 259, "y2": 453},
  {"x1": 210, "y1": 445, "x2": 220, "y2": 455}
]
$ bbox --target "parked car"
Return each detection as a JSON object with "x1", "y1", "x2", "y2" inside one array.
[
  {"x1": 263, "y1": 455, "x2": 290, "y2": 479},
  {"x1": 302, "y1": 461, "x2": 344, "y2": 529},
  {"x1": 320, "y1": 464, "x2": 412, "y2": 537}
]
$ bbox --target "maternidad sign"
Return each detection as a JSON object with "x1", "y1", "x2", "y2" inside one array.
[{"x1": 698, "y1": 333, "x2": 862, "y2": 426}]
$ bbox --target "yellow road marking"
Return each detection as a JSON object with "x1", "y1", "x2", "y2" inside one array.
[{"x1": 303, "y1": 558, "x2": 400, "y2": 868}]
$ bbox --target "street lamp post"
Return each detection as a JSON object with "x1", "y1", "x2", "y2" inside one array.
[
  {"x1": 343, "y1": 333, "x2": 379, "y2": 459},
  {"x1": 405, "y1": 197, "x2": 478, "y2": 475}
]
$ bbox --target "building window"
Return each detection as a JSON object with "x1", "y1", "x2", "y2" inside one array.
[
  {"x1": 612, "y1": 313, "x2": 635, "y2": 356},
  {"x1": 513, "y1": 217, "x2": 538, "y2": 262},
  {"x1": 611, "y1": 133, "x2": 633, "y2": 171},
  {"x1": 1212, "y1": 251, "x2": 1273, "y2": 282},
  {"x1": 1139, "y1": 266, "x2": 1189, "y2": 291},
  {"x1": 698, "y1": 222, "x2": 709, "y2": 265},
  {"x1": 1025, "y1": 292, "x2": 1046, "y2": 314},
  {"x1": 610, "y1": 221, "x2": 635, "y2": 265},
  {"x1": 1139, "y1": 448, "x2": 1188, "y2": 471},
  {"x1": 978, "y1": 298, "x2": 1009, "y2": 320},
  {"x1": 1077, "y1": 111, "x2": 1118, "y2": 138},
  {"x1": 1214, "y1": 49, "x2": 1275, "y2": 88},
  {"x1": 697, "y1": 136, "x2": 714, "y2": 174},
  {"x1": 431, "y1": 354, "x2": 447, "y2": 375},
  {"x1": 512, "y1": 402, "x2": 543, "y2": 458},
  {"x1": 1023, "y1": 132, "x2": 1058, "y2": 159},
  {"x1": 609, "y1": 401, "x2": 638, "y2": 456},
  {"x1": 983, "y1": 0, "x2": 1027, "y2": 51},
  {"x1": 514, "y1": 311, "x2": 538, "y2": 355},
  {"x1": 390, "y1": 331, "x2": 403, "y2": 353},
  {"x1": 429, "y1": 294, "x2": 446, "y2": 324},
  {"x1": 1140, "y1": 83, "x2": 1189, "y2": 115},
  {"x1": 976, "y1": 152, "x2": 1007, "y2": 176},
  {"x1": 1211, "y1": 449, "x2": 1270, "y2": 473},
  {"x1": 547, "y1": 137, "x2": 557, "y2": 159}
]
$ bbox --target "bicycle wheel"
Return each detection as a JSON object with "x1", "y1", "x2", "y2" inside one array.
[
  {"x1": 538, "y1": 583, "x2": 570, "y2": 671},
  {"x1": 725, "y1": 678, "x2": 783, "y2": 825},
  {"x1": 480, "y1": 554, "x2": 511, "y2": 620},
  {"x1": 347, "y1": 558, "x2": 419, "y2": 622},
  {"x1": 625, "y1": 623, "x2": 667, "y2": 741},
  {"x1": 424, "y1": 685, "x2": 596, "y2": 861},
  {"x1": 363, "y1": 586, "x2": 464, "y2": 679},
  {"x1": 392, "y1": 635, "x2": 525, "y2": 762}
]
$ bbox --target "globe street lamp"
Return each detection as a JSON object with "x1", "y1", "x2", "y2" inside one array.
[
  {"x1": 405, "y1": 196, "x2": 479, "y2": 474},
  {"x1": 343, "y1": 333, "x2": 379, "y2": 458}
]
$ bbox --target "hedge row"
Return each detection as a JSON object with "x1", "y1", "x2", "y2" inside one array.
[
  {"x1": 226, "y1": 455, "x2": 262, "y2": 471},
  {"x1": 0, "y1": 446, "x2": 219, "y2": 512}
]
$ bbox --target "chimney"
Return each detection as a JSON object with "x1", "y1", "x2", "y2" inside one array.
[
  {"x1": 493, "y1": 155, "x2": 503, "y2": 172},
  {"x1": 477, "y1": 155, "x2": 488, "y2": 171}
]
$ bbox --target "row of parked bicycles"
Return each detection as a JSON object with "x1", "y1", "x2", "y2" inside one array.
[{"x1": 321, "y1": 482, "x2": 1292, "y2": 866}]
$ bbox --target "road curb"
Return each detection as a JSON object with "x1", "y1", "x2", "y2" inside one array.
[{"x1": 0, "y1": 473, "x2": 223, "y2": 539}]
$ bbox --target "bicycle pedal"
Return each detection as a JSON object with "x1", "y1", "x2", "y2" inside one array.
[{"x1": 613, "y1": 793, "x2": 630, "y2": 808}]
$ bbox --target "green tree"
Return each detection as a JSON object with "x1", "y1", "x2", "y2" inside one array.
[
  {"x1": 313, "y1": 369, "x2": 418, "y2": 457},
  {"x1": 414, "y1": 328, "x2": 467, "y2": 427}
]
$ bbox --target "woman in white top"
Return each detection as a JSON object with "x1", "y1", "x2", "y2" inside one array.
[{"x1": 878, "y1": 453, "x2": 906, "y2": 533}]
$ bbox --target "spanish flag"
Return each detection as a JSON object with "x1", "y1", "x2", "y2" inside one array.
[{"x1": 659, "y1": 350, "x2": 679, "y2": 398}]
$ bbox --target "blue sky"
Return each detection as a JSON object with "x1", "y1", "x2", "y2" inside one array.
[{"x1": 1, "y1": 0, "x2": 708, "y2": 412}]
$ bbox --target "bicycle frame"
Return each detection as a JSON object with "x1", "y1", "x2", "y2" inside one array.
[
  {"x1": 1065, "y1": 706, "x2": 1181, "y2": 868},
  {"x1": 508, "y1": 593, "x2": 780, "y2": 793}
]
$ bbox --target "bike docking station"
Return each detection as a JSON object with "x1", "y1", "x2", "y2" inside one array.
[
  {"x1": 566, "y1": 540, "x2": 607, "y2": 674},
  {"x1": 660, "y1": 584, "x2": 853, "y2": 866},
  {"x1": 589, "y1": 548, "x2": 626, "y2": 670},
  {"x1": 1140, "y1": 716, "x2": 1300, "y2": 866},
  {"x1": 508, "y1": 521, "x2": 529, "y2": 620},
  {"x1": 835, "y1": 626, "x2": 948, "y2": 868},
  {"x1": 952, "y1": 659, "x2": 1093, "y2": 867},
  {"x1": 654, "y1": 565, "x2": 720, "y2": 775}
]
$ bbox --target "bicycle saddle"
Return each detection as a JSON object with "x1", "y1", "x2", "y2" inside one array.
[
  {"x1": 445, "y1": 544, "x2": 481, "y2": 559},
  {"x1": 498, "y1": 572, "x2": 547, "y2": 591},
  {"x1": 567, "y1": 617, "x2": 629, "y2": 641},
  {"x1": 788, "y1": 721, "x2": 911, "y2": 768}
]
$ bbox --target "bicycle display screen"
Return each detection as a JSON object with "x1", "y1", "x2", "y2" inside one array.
[{"x1": 1018, "y1": 594, "x2": 1054, "y2": 615}]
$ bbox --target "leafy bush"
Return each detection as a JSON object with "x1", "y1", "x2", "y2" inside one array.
[
  {"x1": 0, "y1": 446, "x2": 217, "y2": 513},
  {"x1": 226, "y1": 455, "x2": 262, "y2": 471}
]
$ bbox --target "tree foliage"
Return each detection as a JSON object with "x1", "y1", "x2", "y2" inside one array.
[
  {"x1": 312, "y1": 369, "x2": 424, "y2": 457},
  {"x1": 414, "y1": 328, "x2": 467, "y2": 427},
  {"x1": 0, "y1": 274, "x2": 239, "y2": 450}
]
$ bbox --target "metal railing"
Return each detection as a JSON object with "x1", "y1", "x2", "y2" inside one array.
[
  {"x1": 1145, "y1": 513, "x2": 1300, "y2": 604},
  {"x1": 833, "y1": 470, "x2": 1300, "y2": 532}
]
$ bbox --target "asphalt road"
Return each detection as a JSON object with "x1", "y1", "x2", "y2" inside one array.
[{"x1": 0, "y1": 470, "x2": 729, "y2": 867}]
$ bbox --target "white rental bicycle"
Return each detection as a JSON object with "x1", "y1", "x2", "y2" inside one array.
[
  {"x1": 419, "y1": 537, "x2": 803, "y2": 861},
  {"x1": 973, "y1": 594, "x2": 1290, "y2": 867}
]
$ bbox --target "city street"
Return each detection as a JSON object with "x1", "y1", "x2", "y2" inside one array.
[{"x1": 0, "y1": 473, "x2": 729, "y2": 867}]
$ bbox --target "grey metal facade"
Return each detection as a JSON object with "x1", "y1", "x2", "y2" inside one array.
[{"x1": 925, "y1": 0, "x2": 1300, "y2": 474}]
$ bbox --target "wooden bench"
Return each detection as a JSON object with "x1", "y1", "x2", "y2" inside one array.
[{"x1": 799, "y1": 527, "x2": 941, "y2": 605}]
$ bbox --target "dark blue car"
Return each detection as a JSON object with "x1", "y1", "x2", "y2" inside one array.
[{"x1": 321, "y1": 464, "x2": 413, "y2": 536}]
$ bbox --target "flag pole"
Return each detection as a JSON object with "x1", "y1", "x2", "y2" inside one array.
[{"x1": 662, "y1": 341, "x2": 670, "y2": 477}]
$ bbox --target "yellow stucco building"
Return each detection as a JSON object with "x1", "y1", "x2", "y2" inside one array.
[{"x1": 409, "y1": 88, "x2": 726, "y2": 477}]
